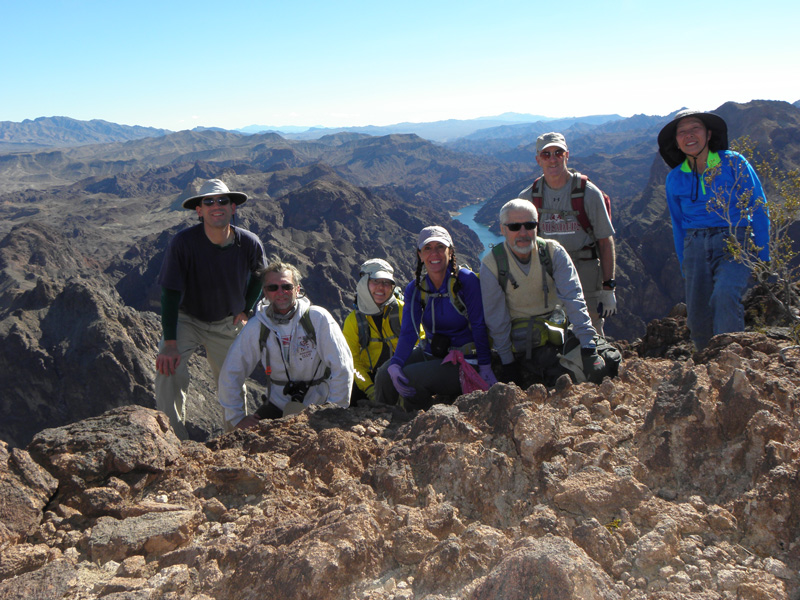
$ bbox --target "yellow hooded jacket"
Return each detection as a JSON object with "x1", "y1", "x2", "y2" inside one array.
[{"x1": 342, "y1": 299, "x2": 405, "y2": 400}]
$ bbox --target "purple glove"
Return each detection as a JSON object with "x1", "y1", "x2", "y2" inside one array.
[
  {"x1": 387, "y1": 364, "x2": 416, "y2": 397},
  {"x1": 478, "y1": 364, "x2": 498, "y2": 388}
]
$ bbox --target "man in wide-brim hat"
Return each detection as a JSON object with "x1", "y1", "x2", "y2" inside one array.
[
  {"x1": 180, "y1": 178, "x2": 249, "y2": 209},
  {"x1": 155, "y1": 178, "x2": 266, "y2": 439},
  {"x1": 657, "y1": 109, "x2": 770, "y2": 351}
]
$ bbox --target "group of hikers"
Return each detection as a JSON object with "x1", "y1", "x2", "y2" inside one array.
[{"x1": 154, "y1": 110, "x2": 770, "y2": 438}]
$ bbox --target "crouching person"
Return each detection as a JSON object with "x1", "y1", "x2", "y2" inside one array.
[
  {"x1": 343, "y1": 259, "x2": 405, "y2": 405},
  {"x1": 480, "y1": 199, "x2": 605, "y2": 386},
  {"x1": 218, "y1": 261, "x2": 354, "y2": 430}
]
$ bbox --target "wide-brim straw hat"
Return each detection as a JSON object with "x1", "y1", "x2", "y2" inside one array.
[
  {"x1": 657, "y1": 109, "x2": 728, "y2": 169},
  {"x1": 181, "y1": 178, "x2": 248, "y2": 209}
]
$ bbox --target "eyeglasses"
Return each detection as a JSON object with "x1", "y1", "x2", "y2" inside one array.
[
  {"x1": 504, "y1": 221, "x2": 537, "y2": 232},
  {"x1": 539, "y1": 149, "x2": 565, "y2": 159},
  {"x1": 676, "y1": 125, "x2": 706, "y2": 139},
  {"x1": 201, "y1": 196, "x2": 231, "y2": 206},
  {"x1": 369, "y1": 279, "x2": 394, "y2": 287},
  {"x1": 264, "y1": 283, "x2": 295, "y2": 292}
]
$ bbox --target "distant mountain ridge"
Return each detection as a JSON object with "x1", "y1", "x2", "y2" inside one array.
[
  {"x1": 0, "y1": 116, "x2": 171, "y2": 151},
  {"x1": 239, "y1": 113, "x2": 623, "y2": 143},
  {"x1": 0, "y1": 113, "x2": 624, "y2": 149}
]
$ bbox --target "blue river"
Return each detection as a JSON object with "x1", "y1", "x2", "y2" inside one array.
[{"x1": 452, "y1": 200, "x2": 504, "y2": 259}]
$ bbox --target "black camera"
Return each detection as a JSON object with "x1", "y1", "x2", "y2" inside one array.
[{"x1": 283, "y1": 381, "x2": 310, "y2": 402}]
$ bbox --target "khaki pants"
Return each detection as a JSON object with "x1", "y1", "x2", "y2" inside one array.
[
  {"x1": 155, "y1": 311, "x2": 246, "y2": 439},
  {"x1": 573, "y1": 256, "x2": 604, "y2": 336}
]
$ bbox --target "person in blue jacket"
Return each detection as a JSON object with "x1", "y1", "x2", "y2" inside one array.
[
  {"x1": 373, "y1": 225, "x2": 497, "y2": 409},
  {"x1": 658, "y1": 109, "x2": 770, "y2": 350}
]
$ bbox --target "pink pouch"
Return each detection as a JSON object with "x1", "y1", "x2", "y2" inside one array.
[{"x1": 442, "y1": 350, "x2": 489, "y2": 394}]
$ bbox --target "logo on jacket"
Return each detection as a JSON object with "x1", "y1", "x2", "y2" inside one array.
[{"x1": 298, "y1": 335, "x2": 315, "y2": 360}]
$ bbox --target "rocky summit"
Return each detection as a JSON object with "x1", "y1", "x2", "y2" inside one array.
[{"x1": 2, "y1": 330, "x2": 800, "y2": 599}]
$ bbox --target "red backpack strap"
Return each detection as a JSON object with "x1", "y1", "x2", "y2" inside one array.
[
  {"x1": 570, "y1": 173, "x2": 593, "y2": 235},
  {"x1": 530, "y1": 176, "x2": 544, "y2": 210}
]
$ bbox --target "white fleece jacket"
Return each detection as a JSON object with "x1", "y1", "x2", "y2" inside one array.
[{"x1": 217, "y1": 296, "x2": 353, "y2": 426}]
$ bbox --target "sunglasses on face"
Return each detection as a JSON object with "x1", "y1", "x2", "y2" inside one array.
[
  {"x1": 264, "y1": 283, "x2": 295, "y2": 292},
  {"x1": 504, "y1": 221, "x2": 537, "y2": 232},
  {"x1": 539, "y1": 149, "x2": 565, "y2": 159},
  {"x1": 201, "y1": 196, "x2": 231, "y2": 206}
]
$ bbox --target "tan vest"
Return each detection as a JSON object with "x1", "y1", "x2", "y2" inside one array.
[{"x1": 485, "y1": 240, "x2": 558, "y2": 319}]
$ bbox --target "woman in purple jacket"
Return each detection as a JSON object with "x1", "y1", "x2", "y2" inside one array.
[{"x1": 373, "y1": 225, "x2": 497, "y2": 409}]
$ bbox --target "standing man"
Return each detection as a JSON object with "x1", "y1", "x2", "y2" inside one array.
[
  {"x1": 218, "y1": 261, "x2": 353, "y2": 430},
  {"x1": 519, "y1": 132, "x2": 616, "y2": 335},
  {"x1": 657, "y1": 109, "x2": 769, "y2": 350},
  {"x1": 155, "y1": 178, "x2": 266, "y2": 439},
  {"x1": 480, "y1": 199, "x2": 605, "y2": 386}
]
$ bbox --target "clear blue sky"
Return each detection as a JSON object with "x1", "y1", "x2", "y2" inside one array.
[{"x1": 2, "y1": 0, "x2": 798, "y2": 131}]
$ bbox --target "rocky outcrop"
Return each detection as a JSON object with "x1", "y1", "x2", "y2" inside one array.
[{"x1": 1, "y1": 331, "x2": 798, "y2": 599}]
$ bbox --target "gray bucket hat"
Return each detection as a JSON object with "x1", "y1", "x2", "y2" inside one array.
[
  {"x1": 657, "y1": 109, "x2": 728, "y2": 169},
  {"x1": 181, "y1": 178, "x2": 249, "y2": 209},
  {"x1": 359, "y1": 258, "x2": 395, "y2": 282}
]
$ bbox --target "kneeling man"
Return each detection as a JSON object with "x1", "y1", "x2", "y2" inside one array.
[
  {"x1": 480, "y1": 199, "x2": 604, "y2": 386},
  {"x1": 218, "y1": 261, "x2": 353, "y2": 429}
]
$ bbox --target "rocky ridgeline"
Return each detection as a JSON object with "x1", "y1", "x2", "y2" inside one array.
[{"x1": 1, "y1": 330, "x2": 799, "y2": 599}]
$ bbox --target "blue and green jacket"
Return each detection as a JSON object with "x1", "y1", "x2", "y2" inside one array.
[{"x1": 666, "y1": 150, "x2": 770, "y2": 265}]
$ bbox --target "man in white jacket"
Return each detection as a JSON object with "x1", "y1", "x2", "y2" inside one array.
[{"x1": 218, "y1": 261, "x2": 353, "y2": 430}]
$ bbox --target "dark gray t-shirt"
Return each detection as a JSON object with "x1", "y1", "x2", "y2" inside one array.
[{"x1": 158, "y1": 224, "x2": 266, "y2": 322}]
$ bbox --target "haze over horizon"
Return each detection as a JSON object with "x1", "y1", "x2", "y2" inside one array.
[{"x1": 3, "y1": 0, "x2": 799, "y2": 132}]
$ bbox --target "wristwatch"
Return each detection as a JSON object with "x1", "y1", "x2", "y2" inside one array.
[{"x1": 602, "y1": 279, "x2": 617, "y2": 289}]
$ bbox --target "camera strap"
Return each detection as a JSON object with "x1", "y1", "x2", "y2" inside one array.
[{"x1": 258, "y1": 314, "x2": 330, "y2": 403}]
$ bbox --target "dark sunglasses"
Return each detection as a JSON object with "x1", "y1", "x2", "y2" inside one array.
[
  {"x1": 539, "y1": 149, "x2": 565, "y2": 159},
  {"x1": 201, "y1": 196, "x2": 231, "y2": 206},
  {"x1": 264, "y1": 283, "x2": 295, "y2": 292},
  {"x1": 505, "y1": 221, "x2": 537, "y2": 231}
]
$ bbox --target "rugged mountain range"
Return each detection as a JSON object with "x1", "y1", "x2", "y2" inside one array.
[
  {"x1": 0, "y1": 116, "x2": 170, "y2": 152},
  {"x1": 0, "y1": 129, "x2": 526, "y2": 204},
  {"x1": 0, "y1": 113, "x2": 625, "y2": 149}
]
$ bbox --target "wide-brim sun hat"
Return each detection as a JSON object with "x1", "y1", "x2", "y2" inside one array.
[
  {"x1": 181, "y1": 178, "x2": 249, "y2": 209},
  {"x1": 657, "y1": 109, "x2": 729, "y2": 169},
  {"x1": 417, "y1": 225, "x2": 453, "y2": 249}
]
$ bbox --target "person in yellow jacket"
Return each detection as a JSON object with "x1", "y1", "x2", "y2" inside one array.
[{"x1": 343, "y1": 259, "x2": 404, "y2": 404}]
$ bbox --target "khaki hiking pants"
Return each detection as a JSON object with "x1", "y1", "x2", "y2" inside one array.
[
  {"x1": 573, "y1": 256, "x2": 604, "y2": 336},
  {"x1": 155, "y1": 311, "x2": 246, "y2": 439}
]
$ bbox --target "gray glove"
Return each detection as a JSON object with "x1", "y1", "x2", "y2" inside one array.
[{"x1": 597, "y1": 289, "x2": 617, "y2": 318}]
